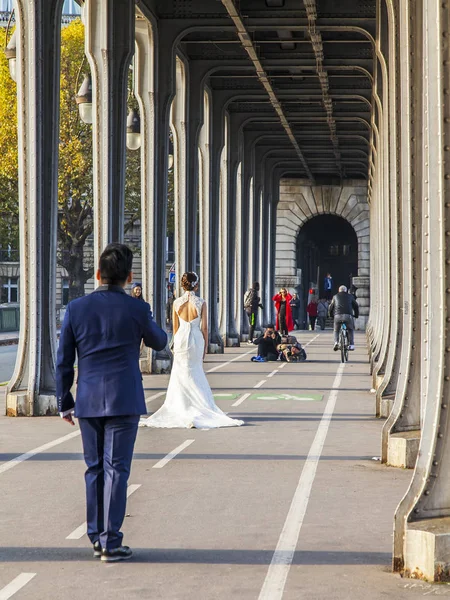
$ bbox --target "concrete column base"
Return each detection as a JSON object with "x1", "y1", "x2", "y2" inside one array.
[
  {"x1": 208, "y1": 343, "x2": 222, "y2": 354},
  {"x1": 404, "y1": 518, "x2": 450, "y2": 582},
  {"x1": 140, "y1": 355, "x2": 152, "y2": 374},
  {"x1": 152, "y1": 350, "x2": 172, "y2": 374},
  {"x1": 6, "y1": 392, "x2": 57, "y2": 417},
  {"x1": 380, "y1": 394, "x2": 394, "y2": 418},
  {"x1": 241, "y1": 334, "x2": 249, "y2": 342},
  {"x1": 387, "y1": 430, "x2": 420, "y2": 468},
  {"x1": 225, "y1": 336, "x2": 240, "y2": 347}
]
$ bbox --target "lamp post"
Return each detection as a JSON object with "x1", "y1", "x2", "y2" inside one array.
[
  {"x1": 75, "y1": 73, "x2": 93, "y2": 124},
  {"x1": 4, "y1": 30, "x2": 16, "y2": 82},
  {"x1": 126, "y1": 107, "x2": 141, "y2": 150}
]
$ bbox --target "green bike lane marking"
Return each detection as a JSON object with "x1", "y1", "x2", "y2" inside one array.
[
  {"x1": 249, "y1": 393, "x2": 323, "y2": 402},
  {"x1": 214, "y1": 392, "x2": 323, "y2": 402}
]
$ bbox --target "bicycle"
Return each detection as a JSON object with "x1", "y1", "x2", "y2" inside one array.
[{"x1": 338, "y1": 321, "x2": 349, "y2": 363}]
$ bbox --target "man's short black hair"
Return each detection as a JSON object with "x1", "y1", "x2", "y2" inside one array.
[
  {"x1": 99, "y1": 243, "x2": 133, "y2": 285},
  {"x1": 266, "y1": 323, "x2": 275, "y2": 330}
]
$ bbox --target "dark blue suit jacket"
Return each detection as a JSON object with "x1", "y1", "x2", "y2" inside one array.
[{"x1": 56, "y1": 285, "x2": 167, "y2": 418}]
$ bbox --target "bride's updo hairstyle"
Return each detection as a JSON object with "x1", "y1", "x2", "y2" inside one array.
[{"x1": 181, "y1": 271, "x2": 199, "y2": 291}]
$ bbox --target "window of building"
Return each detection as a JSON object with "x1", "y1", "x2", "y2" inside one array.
[
  {"x1": 342, "y1": 245, "x2": 351, "y2": 256},
  {"x1": 329, "y1": 245, "x2": 340, "y2": 256},
  {"x1": 1, "y1": 277, "x2": 19, "y2": 303},
  {"x1": 62, "y1": 279, "x2": 70, "y2": 306}
]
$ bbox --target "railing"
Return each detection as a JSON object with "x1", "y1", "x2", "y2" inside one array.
[
  {"x1": 0, "y1": 304, "x2": 19, "y2": 332},
  {"x1": 0, "y1": 249, "x2": 19, "y2": 263}
]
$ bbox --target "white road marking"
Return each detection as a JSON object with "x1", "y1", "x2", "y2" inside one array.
[
  {"x1": 231, "y1": 392, "x2": 251, "y2": 407},
  {"x1": 66, "y1": 484, "x2": 141, "y2": 540},
  {"x1": 254, "y1": 380, "x2": 266, "y2": 389},
  {"x1": 0, "y1": 430, "x2": 81, "y2": 476},
  {"x1": 0, "y1": 573, "x2": 36, "y2": 599},
  {"x1": 152, "y1": 439, "x2": 195, "y2": 469},
  {"x1": 146, "y1": 391, "x2": 165, "y2": 404},
  {"x1": 278, "y1": 363, "x2": 287, "y2": 369},
  {"x1": 258, "y1": 362, "x2": 345, "y2": 600},
  {"x1": 214, "y1": 393, "x2": 236, "y2": 397},
  {"x1": 304, "y1": 333, "x2": 320, "y2": 347},
  {"x1": 267, "y1": 370, "x2": 278, "y2": 378},
  {"x1": 206, "y1": 349, "x2": 254, "y2": 373}
]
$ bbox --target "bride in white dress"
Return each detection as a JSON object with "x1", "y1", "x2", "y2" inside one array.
[{"x1": 140, "y1": 272, "x2": 244, "y2": 429}]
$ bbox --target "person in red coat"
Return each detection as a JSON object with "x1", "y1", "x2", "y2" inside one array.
[
  {"x1": 272, "y1": 287, "x2": 294, "y2": 335},
  {"x1": 306, "y1": 298, "x2": 318, "y2": 330}
]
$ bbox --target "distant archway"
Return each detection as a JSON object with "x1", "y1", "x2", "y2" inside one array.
[{"x1": 275, "y1": 179, "x2": 370, "y2": 329}]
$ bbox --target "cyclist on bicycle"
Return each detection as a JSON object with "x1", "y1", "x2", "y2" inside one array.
[{"x1": 328, "y1": 285, "x2": 359, "y2": 351}]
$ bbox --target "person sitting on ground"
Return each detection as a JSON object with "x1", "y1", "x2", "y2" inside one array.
[
  {"x1": 328, "y1": 285, "x2": 359, "y2": 351},
  {"x1": 251, "y1": 324, "x2": 280, "y2": 362}
]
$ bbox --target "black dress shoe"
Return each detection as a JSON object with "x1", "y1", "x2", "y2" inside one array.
[
  {"x1": 93, "y1": 541, "x2": 102, "y2": 558},
  {"x1": 101, "y1": 546, "x2": 133, "y2": 562}
]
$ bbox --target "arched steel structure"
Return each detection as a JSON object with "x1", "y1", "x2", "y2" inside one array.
[{"x1": 7, "y1": 0, "x2": 450, "y2": 582}]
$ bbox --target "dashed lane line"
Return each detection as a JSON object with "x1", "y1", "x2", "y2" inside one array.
[
  {"x1": 258, "y1": 362, "x2": 345, "y2": 600},
  {"x1": 0, "y1": 430, "x2": 81, "y2": 476},
  {"x1": 0, "y1": 573, "x2": 36, "y2": 600},
  {"x1": 278, "y1": 363, "x2": 287, "y2": 369},
  {"x1": 0, "y1": 391, "x2": 165, "y2": 477},
  {"x1": 231, "y1": 393, "x2": 251, "y2": 407},
  {"x1": 253, "y1": 380, "x2": 267, "y2": 389},
  {"x1": 152, "y1": 439, "x2": 195, "y2": 469},
  {"x1": 304, "y1": 333, "x2": 320, "y2": 347},
  {"x1": 146, "y1": 391, "x2": 165, "y2": 404},
  {"x1": 66, "y1": 484, "x2": 142, "y2": 540},
  {"x1": 206, "y1": 349, "x2": 255, "y2": 373},
  {"x1": 267, "y1": 370, "x2": 278, "y2": 378}
]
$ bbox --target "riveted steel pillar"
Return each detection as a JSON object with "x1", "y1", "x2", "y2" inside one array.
[
  {"x1": 199, "y1": 88, "x2": 224, "y2": 353},
  {"x1": 6, "y1": 0, "x2": 63, "y2": 416},
  {"x1": 393, "y1": 0, "x2": 450, "y2": 580},
  {"x1": 372, "y1": 4, "x2": 393, "y2": 390},
  {"x1": 134, "y1": 17, "x2": 155, "y2": 374},
  {"x1": 171, "y1": 55, "x2": 189, "y2": 294},
  {"x1": 219, "y1": 112, "x2": 240, "y2": 346},
  {"x1": 134, "y1": 16, "x2": 176, "y2": 371},
  {"x1": 382, "y1": 0, "x2": 422, "y2": 466},
  {"x1": 376, "y1": 0, "x2": 403, "y2": 418},
  {"x1": 83, "y1": 0, "x2": 135, "y2": 267}
]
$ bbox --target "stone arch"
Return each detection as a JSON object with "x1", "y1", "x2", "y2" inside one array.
[{"x1": 275, "y1": 178, "x2": 370, "y2": 329}]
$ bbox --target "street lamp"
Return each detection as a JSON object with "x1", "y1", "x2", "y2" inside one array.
[
  {"x1": 4, "y1": 30, "x2": 17, "y2": 82},
  {"x1": 126, "y1": 108, "x2": 141, "y2": 150},
  {"x1": 168, "y1": 137, "x2": 174, "y2": 170},
  {"x1": 75, "y1": 73, "x2": 93, "y2": 124}
]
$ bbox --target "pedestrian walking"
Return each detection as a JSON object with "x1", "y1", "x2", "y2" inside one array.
[
  {"x1": 324, "y1": 272, "x2": 333, "y2": 300},
  {"x1": 244, "y1": 282, "x2": 263, "y2": 343},
  {"x1": 56, "y1": 243, "x2": 167, "y2": 562},
  {"x1": 272, "y1": 287, "x2": 294, "y2": 335},
  {"x1": 317, "y1": 297, "x2": 329, "y2": 330},
  {"x1": 306, "y1": 297, "x2": 318, "y2": 330},
  {"x1": 289, "y1": 293, "x2": 301, "y2": 329}
]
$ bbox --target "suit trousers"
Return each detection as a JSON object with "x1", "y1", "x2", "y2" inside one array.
[{"x1": 78, "y1": 415, "x2": 140, "y2": 550}]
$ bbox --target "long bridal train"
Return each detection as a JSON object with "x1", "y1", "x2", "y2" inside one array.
[{"x1": 140, "y1": 289, "x2": 244, "y2": 430}]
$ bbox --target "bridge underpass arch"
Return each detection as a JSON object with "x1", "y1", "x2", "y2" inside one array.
[
  {"x1": 275, "y1": 179, "x2": 370, "y2": 330},
  {"x1": 295, "y1": 214, "x2": 358, "y2": 328}
]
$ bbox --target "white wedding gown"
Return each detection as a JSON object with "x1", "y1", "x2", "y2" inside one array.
[{"x1": 140, "y1": 291, "x2": 244, "y2": 429}]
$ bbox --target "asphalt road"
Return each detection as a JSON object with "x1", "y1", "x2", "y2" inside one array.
[
  {"x1": 0, "y1": 333, "x2": 431, "y2": 599},
  {"x1": 0, "y1": 345, "x2": 17, "y2": 384}
]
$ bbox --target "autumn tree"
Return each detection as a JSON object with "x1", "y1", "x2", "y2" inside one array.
[{"x1": 0, "y1": 26, "x2": 19, "y2": 256}]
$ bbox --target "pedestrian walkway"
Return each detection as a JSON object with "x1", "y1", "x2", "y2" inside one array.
[{"x1": 0, "y1": 333, "x2": 435, "y2": 599}]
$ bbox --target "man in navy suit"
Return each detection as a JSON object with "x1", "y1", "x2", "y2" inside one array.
[{"x1": 56, "y1": 243, "x2": 167, "y2": 562}]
